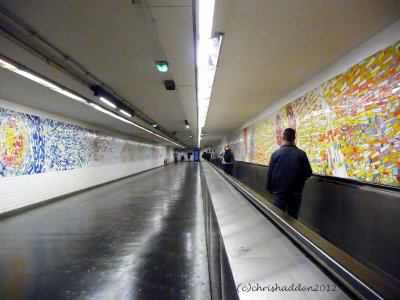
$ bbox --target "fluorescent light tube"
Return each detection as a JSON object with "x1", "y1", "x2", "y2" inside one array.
[
  {"x1": 0, "y1": 58, "x2": 18, "y2": 71},
  {"x1": 54, "y1": 88, "x2": 87, "y2": 103},
  {"x1": 90, "y1": 104, "x2": 183, "y2": 147},
  {"x1": 0, "y1": 56, "x2": 183, "y2": 147},
  {"x1": 199, "y1": 0, "x2": 215, "y2": 39},
  {"x1": 0, "y1": 57, "x2": 59, "y2": 89},
  {"x1": 119, "y1": 109, "x2": 132, "y2": 117},
  {"x1": 0, "y1": 57, "x2": 87, "y2": 104},
  {"x1": 90, "y1": 103, "x2": 112, "y2": 114},
  {"x1": 197, "y1": 0, "x2": 222, "y2": 147},
  {"x1": 100, "y1": 97, "x2": 117, "y2": 109},
  {"x1": 15, "y1": 70, "x2": 59, "y2": 90}
]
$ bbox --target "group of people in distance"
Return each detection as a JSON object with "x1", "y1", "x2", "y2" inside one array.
[
  {"x1": 173, "y1": 151, "x2": 192, "y2": 164},
  {"x1": 202, "y1": 128, "x2": 312, "y2": 220},
  {"x1": 172, "y1": 128, "x2": 311, "y2": 219},
  {"x1": 202, "y1": 146, "x2": 235, "y2": 175}
]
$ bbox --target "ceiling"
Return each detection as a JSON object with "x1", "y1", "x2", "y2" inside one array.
[
  {"x1": 0, "y1": 0, "x2": 197, "y2": 147},
  {"x1": 0, "y1": 0, "x2": 399, "y2": 148},
  {"x1": 205, "y1": 0, "x2": 400, "y2": 146}
]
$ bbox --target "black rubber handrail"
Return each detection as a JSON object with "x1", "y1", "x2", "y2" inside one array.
[
  {"x1": 231, "y1": 159, "x2": 400, "y2": 193},
  {"x1": 205, "y1": 160, "x2": 400, "y2": 300}
]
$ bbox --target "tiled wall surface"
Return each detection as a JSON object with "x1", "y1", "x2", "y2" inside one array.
[
  {"x1": 213, "y1": 22, "x2": 400, "y2": 187},
  {"x1": 0, "y1": 100, "x2": 172, "y2": 215}
]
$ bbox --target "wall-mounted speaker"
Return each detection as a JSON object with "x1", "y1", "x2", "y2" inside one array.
[{"x1": 164, "y1": 80, "x2": 175, "y2": 90}]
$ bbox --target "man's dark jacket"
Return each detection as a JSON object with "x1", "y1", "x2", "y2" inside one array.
[{"x1": 266, "y1": 144, "x2": 312, "y2": 194}]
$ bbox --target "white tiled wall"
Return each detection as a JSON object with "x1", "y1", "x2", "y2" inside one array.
[
  {"x1": 0, "y1": 99, "x2": 171, "y2": 216},
  {"x1": 0, "y1": 159, "x2": 165, "y2": 215}
]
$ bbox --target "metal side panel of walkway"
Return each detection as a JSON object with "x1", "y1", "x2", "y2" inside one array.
[
  {"x1": 201, "y1": 162, "x2": 350, "y2": 300},
  {"x1": 0, "y1": 163, "x2": 210, "y2": 300}
]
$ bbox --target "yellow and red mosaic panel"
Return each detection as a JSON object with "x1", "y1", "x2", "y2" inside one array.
[{"x1": 243, "y1": 40, "x2": 400, "y2": 186}]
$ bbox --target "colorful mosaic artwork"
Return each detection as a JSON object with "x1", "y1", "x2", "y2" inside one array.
[
  {"x1": 0, "y1": 108, "x2": 170, "y2": 177},
  {"x1": 239, "y1": 40, "x2": 400, "y2": 186}
]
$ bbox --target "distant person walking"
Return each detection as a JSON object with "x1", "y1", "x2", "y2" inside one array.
[
  {"x1": 180, "y1": 154, "x2": 185, "y2": 163},
  {"x1": 210, "y1": 149, "x2": 217, "y2": 164},
  {"x1": 173, "y1": 151, "x2": 179, "y2": 164},
  {"x1": 205, "y1": 150, "x2": 211, "y2": 161},
  {"x1": 220, "y1": 144, "x2": 234, "y2": 175},
  {"x1": 266, "y1": 128, "x2": 312, "y2": 219},
  {"x1": 187, "y1": 152, "x2": 192, "y2": 162}
]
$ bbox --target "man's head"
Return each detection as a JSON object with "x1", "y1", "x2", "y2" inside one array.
[
  {"x1": 283, "y1": 128, "x2": 296, "y2": 143},
  {"x1": 224, "y1": 144, "x2": 230, "y2": 149}
]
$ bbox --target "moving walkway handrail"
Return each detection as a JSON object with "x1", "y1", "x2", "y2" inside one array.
[
  {"x1": 205, "y1": 160, "x2": 400, "y2": 300},
  {"x1": 233, "y1": 159, "x2": 400, "y2": 193}
]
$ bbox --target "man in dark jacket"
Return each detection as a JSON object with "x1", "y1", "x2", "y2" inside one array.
[
  {"x1": 205, "y1": 150, "x2": 211, "y2": 161},
  {"x1": 220, "y1": 144, "x2": 234, "y2": 175},
  {"x1": 266, "y1": 128, "x2": 312, "y2": 219}
]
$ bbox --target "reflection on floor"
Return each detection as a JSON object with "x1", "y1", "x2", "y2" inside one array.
[{"x1": 0, "y1": 163, "x2": 210, "y2": 299}]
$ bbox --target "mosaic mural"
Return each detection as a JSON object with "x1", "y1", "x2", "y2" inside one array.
[
  {"x1": 221, "y1": 40, "x2": 400, "y2": 186},
  {"x1": 0, "y1": 108, "x2": 170, "y2": 177}
]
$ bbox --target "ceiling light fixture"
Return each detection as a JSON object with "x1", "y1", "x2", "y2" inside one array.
[
  {"x1": 0, "y1": 56, "x2": 184, "y2": 148},
  {"x1": 0, "y1": 57, "x2": 88, "y2": 104},
  {"x1": 0, "y1": 58, "x2": 18, "y2": 70},
  {"x1": 88, "y1": 108, "x2": 183, "y2": 147},
  {"x1": 196, "y1": 0, "x2": 224, "y2": 147},
  {"x1": 155, "y1": 61, "x2": 169, "y2": 72},
  {"x1": 92, "y1": 85, "x2": 135, "y2": 118},
  {"x1": 99, "y1": 96, "x2": 117, "y2": 109},
  {"x1": 14, "y1": 70, "x2": 59, "y2": 90},
  {"x1": 90, "y1": 103, "x2": 183, "y2": 147},
  {"x1": 185, "y1": 120, "x2": 189, "y2": 129},
  {"x1": 119, "y1": 109, "x2": 132, "y2": 117},
  {"x1": 90, "y1": 103, "x2": 111, "y2": 114},
  {"x1": 55, "y1": 89, "x2": 87, "y2": 103}
]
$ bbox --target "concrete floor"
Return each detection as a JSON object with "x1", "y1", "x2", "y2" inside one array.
[{"x1": 0, "y1": 163, "x2": 210, "y2": 299}]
